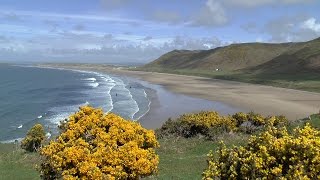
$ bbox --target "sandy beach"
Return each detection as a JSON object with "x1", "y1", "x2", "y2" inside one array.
[{"x1": 42, "y1": 64, "x2": 320, "y2": 121}]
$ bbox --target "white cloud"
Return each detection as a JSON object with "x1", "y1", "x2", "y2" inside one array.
[
  {"x1": 224, "y1": 0, "x2": 314, "y2": 7},
  {"x1": 73, "y1": 24, "x2": 86, "y2": 31},
  {"x1": 191, "y1": 0, "x2": 228, "y2": 27},
  {"x1": 0, "y1": 28, "x2": 224, "y2": 62},
  {"x1": 100, "y1": 0, "x2": 132, "y2": 10},
  {"x1": 253, "y1": 15, "x2": 320, "y2": 42},
  {"x1": 301, "y1": 18, "x2": 320, "y2": 33},
  {"x1": 255, "y1": 37, "x2": 263, "y2": 42},
  {"x1": 142, "y1": 36, "x2": 152, "y2": 41},
  {"x1": 151, "y1": 10, "x2": 181, "y2": 24},
  {"x1": 169, "y1": 35, "x2": 223, "y2": 50},
  {"x1": 0, "y1": 12, "x2": 23, "y2": 21},
  {"x1": 0, "y1": 9, "x2": 144, "y2": 25}
]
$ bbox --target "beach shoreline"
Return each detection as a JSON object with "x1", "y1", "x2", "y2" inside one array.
[
  {"x1": 39, "y1": 63, "x2": 320, "y2": 121},
  {"x1": 36, "y1": 64, "x2": 240, "y2": 129}
]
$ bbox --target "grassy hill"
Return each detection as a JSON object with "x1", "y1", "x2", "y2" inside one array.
[
  {"x1": 144, "y1": 37, "x2": 320, "y2": 73},
  {"x1": 141, "y1": 37, "x2": 320, "y2": 92},
  {"x1": 247, "y1": 37, "x2": 320, "y2": 74}
]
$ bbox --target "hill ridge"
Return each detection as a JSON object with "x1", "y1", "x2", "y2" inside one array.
[{"x1": 144, "y1": 37, "x2": 320, "y2": 74}]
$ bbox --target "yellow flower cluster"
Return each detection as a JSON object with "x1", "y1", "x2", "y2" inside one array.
[
  {"x1": 179, "y1": 111, "x2": 236, "y2": 132},
  {"x1": 21, "y1": 123, "x2": 45, "y2": 152},
  {"x1": 157, "y1": 111, "x2": 288, "y2": 139},
  {"x1": 40, "y1": 106, "x2": 159, "y2": 180},
  {"x1": 203, "y1": 123, "x2": 320, "y2": 179}
]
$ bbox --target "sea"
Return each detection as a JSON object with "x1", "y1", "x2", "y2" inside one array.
[{"x1": 0, "y1": 64, "x2": 150, "y2": 142}]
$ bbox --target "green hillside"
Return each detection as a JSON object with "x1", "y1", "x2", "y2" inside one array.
[
  {"x1": 247, "y1": 37, "x2": 320, "y2": 74},
  {"x1": 141, "y1": 37, "x2": 320, "y2": 92}
]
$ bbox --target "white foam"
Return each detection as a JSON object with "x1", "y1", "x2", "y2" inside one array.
[
  {"x1": 45, "y1": 132, "x2": 51, "y2": 139},
  {"x1": 136, "y1": 89, "x2": 151, "y2": 120},
  {"x1": 88, "y1": 82, "x2": 99, "y2": 88},
  {"x1": 46, "y1": 99, "x2": 98, "y2": 125},
  {"x1": 112, "y1": 78, "x2": 139, "y2": 120},
  {"x1": 83, "y1": 78, "x2": 96, "y2": 82},
  {"x1": 47, "y1": 112, "x2": 70, "y2": 125},
  {"x1": 106, "y1": 83, "x2": 116, "y2": 112},
  {"x1": 143, "y1": 89, "x2": 147, "y2": 97},
  {"x1": 46, "y1": 105, "x2": 80, "y2": 125},
  {"x1": 1, "y1": 137, "x2": 24, "y2": 144}
]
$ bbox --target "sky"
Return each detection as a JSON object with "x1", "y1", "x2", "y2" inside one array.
[{"x1": 0, "y1": 0, "x2": 320, "y2": 64}]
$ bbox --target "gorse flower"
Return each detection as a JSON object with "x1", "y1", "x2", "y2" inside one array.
[
  {"x1": 40, "y1": 106, "x2": 159, "y2": 180},
  {"x1": 21, "y1": 123, "x2": 45, "y2": 152},
  {"x1": 157, "y1": 111, "x2": 288, "y2": 139},
  {"x1": 203, "y1": 123, "x2": 320, "y2": 179}
]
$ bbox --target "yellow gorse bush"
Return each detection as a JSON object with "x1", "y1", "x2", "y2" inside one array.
[
  {"x1": 40, "y1": 106, "x2": 159, "y2": 180},
  {"x1": 21, "y1": 123, "x2": 45, "y2": 152},
  {"x1": 157, "y1": 111, "x2": 288, "y2": 139},
  {"x1": 203, "y1": 123, "x2": 320, "y2": 179},
  {"x1": 179, "y1": 111, "x2": 237, "y2": 132}
]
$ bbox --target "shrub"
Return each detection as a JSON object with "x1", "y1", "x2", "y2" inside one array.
[
  {"x1": 156, "y1": 111, "x2": 237, "y2": 139},
  {"x1": 232, "y1": 112, "x2": 288, "y2": 128},
  {"x1": 40, "y1": 106, "x2": 159, "y2": 180},
  {"x1": 155, "y1": 118, "x2": 181, "y2": 138},
  {"x1": 21, "y1": 124, "x2": 45, "y2": 152},
  {"x1": 178, "y1": 111, "x2": 237, "y2": 137},
  {"x1": 203, "y1": 123, "x2": 320, "y2": 179},
  {"x1": 157, "y1": 111, "x2": 288, "y2": 139}
]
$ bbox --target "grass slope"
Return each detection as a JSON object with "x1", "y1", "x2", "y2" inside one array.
[
  {"x1": 141, "y1": 37, "x2": 320, "y2": 92},
  {"x1": 0, "y1": 143, "x2": 40, "y2": 180},
  {"x1": 146, "y1": 134, "x2": 248, "y2": 180}
]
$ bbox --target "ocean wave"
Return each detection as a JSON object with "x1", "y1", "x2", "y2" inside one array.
[
  {"x1": 0, "y1": 137, "x2": 24, "y2": 144},
  {"x1": 112, "y1": 78, "x2": 139, "y2": 119},
  {"x1": 102, "y1": 77, "x2": 116, "y2": 83},
  {"x1": 33, "y1": 66, "x2": 143, "y2": 121},
  {"x1": 83, "y1": 77, "x2": 96, "y2": 82},
  {"x1": 135, "y1": 89, "x2": 151, "y2": 120},
  {"x1": 103, "y1": 76, "x2": 116, "y2": 112},
  {"x1": 88, "y1": 82, "x2": 99, "y2": 88},
  {"x1": 45, "y1": 99, "x2": 96, "y2": 125},
  {"x1": 46, "y1": 113, "x2": 70, "y2": 125},
  {"x1": 46, "y1": 104, "x2": 79, "y2": 125}
]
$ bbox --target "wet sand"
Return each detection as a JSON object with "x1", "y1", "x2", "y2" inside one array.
[
  {"x1": 41, "y1": 64, "x2": 320, "y2": 122},
  {"x1": 133, "y1": 79, "x2": 240, "y2": 128}
]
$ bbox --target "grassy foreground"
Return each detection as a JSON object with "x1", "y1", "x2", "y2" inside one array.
[
  {"x1": 0, "y1": 143, "x2": 40, "y2": 180},
  {"x1": 150, "y1": 134, "x2": 248, "y2": 180},
  {"x1": 0, "y1": 114, "x2": 319, "y2": 179}
]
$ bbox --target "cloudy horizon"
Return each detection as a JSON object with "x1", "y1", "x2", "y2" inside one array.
[{"x1": 0, "y1": 0, "x2": 319, "y2": 63}]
